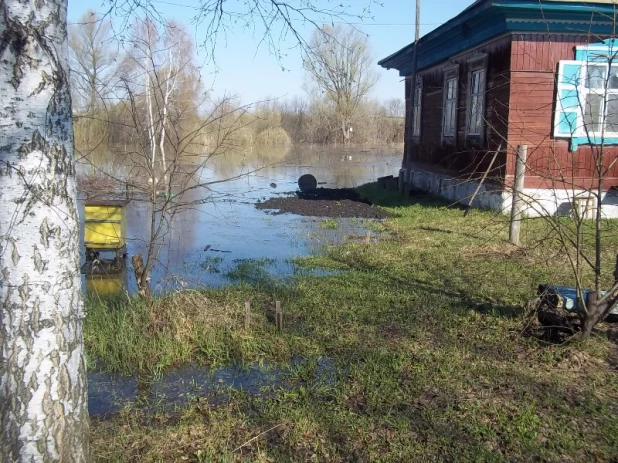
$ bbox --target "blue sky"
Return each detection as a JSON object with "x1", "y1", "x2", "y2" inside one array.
[{"x1": 68, "y1": 0, "x2": 473, "y2": 103}]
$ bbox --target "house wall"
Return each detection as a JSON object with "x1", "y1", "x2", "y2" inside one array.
[
  {"x1": 508, "y1": 33, "x2": 618, "y2": 189},
  {"x1": 404, "y1": 35, "x2": 512, "y2": 181},
  {"x1": 401, "y1": 31, "x2": 618, "y2": 216}
]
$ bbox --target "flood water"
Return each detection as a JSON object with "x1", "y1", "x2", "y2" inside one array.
[
  {"x1": 78, "y1": 145, "x2": 401, "y2": 295},
  {"x1": 88, "y1": 357, "x2": 337, "y2": 417}
]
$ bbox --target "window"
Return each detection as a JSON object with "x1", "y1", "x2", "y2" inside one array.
[
  {"x1": 583, "y1": 64, "x2": 618, "y2": 134},
  {"x1": 555, "y1": 58, "x2": 618, "y2": 149},
  {"x1": 412, "y1": 81, "x2": 422, "y2": 137},
  {"x1": 468, "y1": 68, "x2": 485, "y2": 136},
  {"x1": 443, "y1": 75, "x2": 458, "y2": 137}
]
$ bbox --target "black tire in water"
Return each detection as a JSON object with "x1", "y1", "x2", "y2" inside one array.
[{"x1": 298, "y1": 174, "x2": 317, "y2": 192}]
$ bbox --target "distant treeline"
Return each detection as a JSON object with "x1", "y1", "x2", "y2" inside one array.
[
  {"x1": 75, "y1": 97, "x2": 404, "y2": 155},
  {"x1": 70, "y1": 12, "x2": 404, "y2": 155}
]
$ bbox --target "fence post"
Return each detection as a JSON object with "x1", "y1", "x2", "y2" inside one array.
[
  {"x1": 275, "y1": 301, "x2": 282, "y2": 331},
  {"x1": 244, "y1": 301, "x2": 251, "y2": 330},
  {"x1": 509, "y1": 145, "x2": 527, "y2": 246}
]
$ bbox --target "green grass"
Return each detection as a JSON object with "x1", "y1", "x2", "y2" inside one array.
[
  {"x1": 319, "y1": 218, "x2": 340, "y2": 229},
  {"x1": 88, "y1": 184, "x2": 618, "y2": 462}
]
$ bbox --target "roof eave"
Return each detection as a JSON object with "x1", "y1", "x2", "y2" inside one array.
[{"x1": 379, "y1": 0, "x2": 618, "y2": 73}]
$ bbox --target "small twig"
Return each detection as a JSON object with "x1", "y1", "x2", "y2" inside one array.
[
  {"x1": 519, "y1": 296, "x2": 540, "y2": 335},
  {"x1": 232, "y1": 423, "x2": 284, "y2": 453},
  {"x1": 463, "y1": 143, "x2": 501, "y2": 217}
]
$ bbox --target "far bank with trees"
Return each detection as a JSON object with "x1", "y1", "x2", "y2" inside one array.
[{"x1": 69, "y1": 12, "x2": 404, "y2": 156}]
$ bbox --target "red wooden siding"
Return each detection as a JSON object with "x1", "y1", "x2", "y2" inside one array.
[
  {"x1": 403, "y1": 32, "x2": 618, "y2": 190},
  {"x1": 509, "y1": 34, "x2": 618, "y2": 189}
]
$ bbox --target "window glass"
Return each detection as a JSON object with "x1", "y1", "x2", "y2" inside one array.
[
  {"x1": 584, "y1": 93, "x2": 603, "y2": 133},
  {"x1": 443, "y1": 76, "x2": 458, "y2": 137},
  {"x1": 468, "y1": 69, "x2": 485, "y2": 136},
  {"x1": 586, "y1": 65, "x2": 606, "y2": 89},
  {"x1": 605, "y1": 95, "x2": 618, "y2": 132},
  {"x1": 609, "y1": 66, "x2": 618, "y2": 89},
  {"x1": 583, "y1": 65, "x2": 618, "y2": 135},
  {"x1": 413, "y1": 86, "x2": 421, "y2": 137}
]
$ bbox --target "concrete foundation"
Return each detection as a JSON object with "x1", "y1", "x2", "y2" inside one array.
[{"x1": 401, "y1": 168, "x2": 618, "y2": 218}]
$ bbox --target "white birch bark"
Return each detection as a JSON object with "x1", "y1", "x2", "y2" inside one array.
[
  {"x1": 158, "y1": 43, "x2": 179, "y2": 190},
  {"x1": 0, "y1": 1, "x2": 90, "y2": 461},
  {"x1": 146, "y1": 67, "x2": 157, "y2": 180},
  {"x1": 144, "y1": 24, "x2": 158, "y2": 187}
]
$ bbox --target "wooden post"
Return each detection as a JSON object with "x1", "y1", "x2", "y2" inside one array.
[
  {"x1": 365, "y1": 230, "x2": 371, "y2": 244},
  {"x1": 244, "y1": 301, "x2": 251, "y2": 330},
  {"x1": 509, "y1": 145, "x2": 527, "y2": 246},
  {"x1": 275, "y1": 301, "x2": 282, "y2": 331}
]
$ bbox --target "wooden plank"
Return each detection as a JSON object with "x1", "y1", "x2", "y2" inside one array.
[{"x1": 510, "y1": 145, "x2": 527, "y2": 246}]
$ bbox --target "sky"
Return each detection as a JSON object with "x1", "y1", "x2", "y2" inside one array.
[{"x1": 67, "y1": 0, "x2": 474, "y2": 103}]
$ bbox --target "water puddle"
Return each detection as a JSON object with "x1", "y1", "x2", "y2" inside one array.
[{"x1": 88, "y1": 357, "x2": 337, "y2": 418}]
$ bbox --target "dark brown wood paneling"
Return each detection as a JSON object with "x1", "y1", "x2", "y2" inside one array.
[{"x1": 406, "y1": 34, "x2": 512, "y2": 181}]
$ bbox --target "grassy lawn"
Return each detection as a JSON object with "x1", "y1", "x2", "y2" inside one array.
[{"x1": 87, "y1": 184, "x2": 618, "y2": 462}]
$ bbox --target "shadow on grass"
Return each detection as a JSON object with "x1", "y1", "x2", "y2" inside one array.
[
  {"x1": 356, "y1": 181, "x2": 467, "y2": 210},
  {"x1": 323, "y1": 248, "x2": 525, "y2": 321}
]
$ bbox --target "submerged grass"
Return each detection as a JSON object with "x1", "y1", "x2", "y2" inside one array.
[
  {"x1": 319, "y1": 218, "x2": 339, "y2": 230},
  {"x1": 88, "y1": 184, "x2": 618, "y2": 462}
]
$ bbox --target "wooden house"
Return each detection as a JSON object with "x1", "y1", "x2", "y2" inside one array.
[{"x1": 379, "y1": 0, "x2": 618, "y2": 216}]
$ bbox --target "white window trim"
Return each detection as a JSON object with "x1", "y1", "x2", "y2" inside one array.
[
  {"x1": 555, "y1": 60, "x2": 618, "y2": 140},
  {"x1": 467, "y1": 67, "x2": 486, "y2": 137},
  {"x1": 467, "y1": 51, "x2": 488, "y2": 63},
  {"x1": 442, "y1": 71, "x2": 458, "y2": 139}
]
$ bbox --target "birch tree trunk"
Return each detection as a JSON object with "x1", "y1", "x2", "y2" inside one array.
[{"x1": 0, "y1": 1, "x2": 90, "y2": 461}]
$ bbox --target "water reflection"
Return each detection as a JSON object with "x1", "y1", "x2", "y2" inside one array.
[
  {"x1": 78, "y1": 145, "x2": 401, "y2": 295},
  {"x1": 85, "y1": 272, "x2": 128, "y2": 297}
]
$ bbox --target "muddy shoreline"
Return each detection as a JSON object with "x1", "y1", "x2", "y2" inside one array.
[{"x1": 255, "y1": 188, "x2": 390, "y2": 219}]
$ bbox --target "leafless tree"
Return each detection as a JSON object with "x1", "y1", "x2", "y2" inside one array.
[
  {"x1": 69, "y1": 10, "x2": 119, "y2": 114},
  {"x1": 87, "y1": 17, "x2": 267, "y2": 297},
  {"x1": 304, "y1": 25, "x2": 378, "y2": 144}
]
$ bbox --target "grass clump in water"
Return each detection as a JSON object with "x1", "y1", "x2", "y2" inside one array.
[{"x1": 319, "y1": 218, "x2": 339, "y2": 230}]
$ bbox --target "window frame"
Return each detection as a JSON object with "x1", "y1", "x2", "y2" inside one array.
[
  {"x1": 553, "y1": 40, "x2": 618, "y2": 151},
  {"x1": 442, "y1": 68, "x2": 459, "y2": 141},
  {"x1": 554, "y1": 59, "x2": 618, "y2": 149},
  {"x1": 411, "y1": 77, "x2": 422, "y2": 139},
  {"x1": 466, "y1": 65, "x2": 486, "y2": 138},
  {"x1": 581, "y1": 63, "x2": 618, "y2": 138}
]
